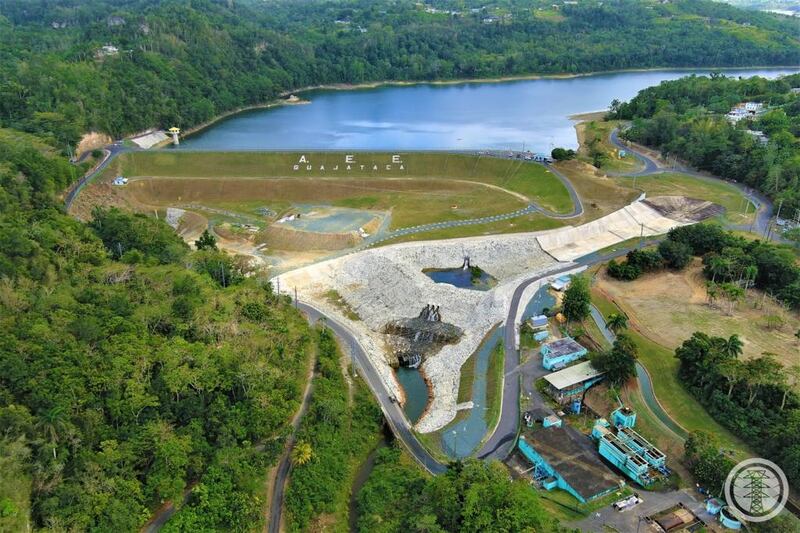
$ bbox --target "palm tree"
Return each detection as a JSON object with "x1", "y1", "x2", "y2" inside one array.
[
  {"x1": 721, "y1": 334, "x2": 744, "y2": 359},
  {"x1": 36, "y1": 406, "x2": 67, "y2": 458},
  {"x1": 290, "y1": 441, "x2": 313, "y2": 466},
  {"x1": 606, "y1": 313, "x2": 628, "y2": 334}
]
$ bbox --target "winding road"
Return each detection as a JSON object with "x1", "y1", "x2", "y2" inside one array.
[
  {"x1": 77, "y1": 130, "x2": 778, "y2": 530},
  {"x1": 298, "y1": 302, "x2": 448, "y2": 475},
  {"x1": 609, "y1": 129, "x2": 776, "y2": 237},
  {"x1": 266, "y1": 358, "x2": 317, "y2": 533}
]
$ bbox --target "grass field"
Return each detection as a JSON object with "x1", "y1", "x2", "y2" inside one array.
[
  {"x1": 93, "y1": 151, "x2": 579, "y2": 237},
  {"x1": 590, "y1": 285, "x2": 751, "y2": 457},
  {"x1": 552, "y1": 159, "x2": 639, "y2": 222},
  {"x1": 483, "y1": 341, "x2": 505, "y2": 440},
  {"x1": 614, "y1": 172, "x2": 753, "y2": 226},
  {"x1": 596, "y1": 261, "x2": 799, "y2": 366},
  {"x1": 575, "y1": 118, "x2": 643, "y2": 174}
]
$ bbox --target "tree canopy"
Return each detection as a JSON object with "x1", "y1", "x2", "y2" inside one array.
[
  {"x1": 0, "y1": 128, "x2": 316, "y2": 530},
  {"x1": 611, "y1": 72, "x2": 800, "y2": 216},
  {"x1": 0, "y1": 0, "x2": 798, "y2": 144}
]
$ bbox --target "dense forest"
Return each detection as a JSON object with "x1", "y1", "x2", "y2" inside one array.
[
  {"x1": 676, "y1": 330, "x2": 800, "y2": 489},
  {"x1": 608, "y1": 223, "x2": 800, "y2": 308},
  {"x1": 356, "y1": 446, "x2": 562, "y2": 533},
  {"x1": 1, "y1": 0, "x2": 799, "y2": 144},
  {"x1": 611, "y1": 73, "x2": 800, "y2": 216},
  {"x1": 0, "y1": 127, "x2": 318, "y2": 529},
  {"x1": 1, "y1": 0, "x2": 800, "y2": 530}
]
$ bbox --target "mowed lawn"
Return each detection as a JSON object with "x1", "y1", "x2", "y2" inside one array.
[
  {"x1": 591, "y1": 286, "x2": 751, "y2": 457},
  {"x1": 614, "y1": 172, "x2": 753, "y2": 226},
  {"x1": 109, "y1": 150, "x2": 574, "y2": 214}
]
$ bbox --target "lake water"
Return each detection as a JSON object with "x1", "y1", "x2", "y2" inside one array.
[{"x1": 179, "y1": 68, "x2": 798, "y2": 153}]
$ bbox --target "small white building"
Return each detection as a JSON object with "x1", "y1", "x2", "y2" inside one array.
[
  {"x1": 96, "y1": 45, "x2": 119, "y2": 58},
  {"x1": 726, "y1": 102, "x2": 764, "y2": 123},
  {"x1": 112, "y1": 176, "x2": 128, "y2": 186}
]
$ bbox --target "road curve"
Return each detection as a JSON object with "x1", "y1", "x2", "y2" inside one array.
[
  {"x1": 608, "y1": 128, "x2": 776, "y2": 237},
  {"x1": 296, "y1": 302, "x2": 447, "y2": 474},
  {"x1": 477, "y1": 264, "x2": 580, "y2": 461}
]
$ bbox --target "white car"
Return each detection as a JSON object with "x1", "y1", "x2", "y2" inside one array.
[{"x1": 613, "y1": 495, "x2": 642, "y2": 511}]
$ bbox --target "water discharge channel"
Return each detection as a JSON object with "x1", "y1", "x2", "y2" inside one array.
[
  {"x1": 441, "y1": 326, "x2": 504, "y2": 459},
  {"x1": 589, "y1": 304, "x2": 688, "y2": 440}
]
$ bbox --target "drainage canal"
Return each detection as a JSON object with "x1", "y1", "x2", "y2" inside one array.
[
  {"x1": 440, "y1": 326, "x2": 504, "y2": 459},
  {"x1": 522, "y1": 284, "x2": 556, "y2": 319}
]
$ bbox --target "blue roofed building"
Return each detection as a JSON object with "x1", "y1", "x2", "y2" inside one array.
[
  {"x1": 518, "y1": 424, "x2": 621, "y2": 504},
  {"x1": 540, "y1": 337, "x2": 587, "y2": 370}
]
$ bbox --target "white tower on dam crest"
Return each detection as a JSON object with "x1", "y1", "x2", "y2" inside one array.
[{"x1": 168, "y1": 127, "x2": 180, "y2": 146}]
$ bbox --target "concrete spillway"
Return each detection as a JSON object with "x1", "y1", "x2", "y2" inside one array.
[{"x1": 384, "y1": 305, "x2": 463, "y2": 368}]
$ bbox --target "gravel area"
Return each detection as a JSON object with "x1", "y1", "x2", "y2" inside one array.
[
  {"x1": 278, "y1": 198, "x2": 701, "y2": 433},
  {"x1": 278, "y1": 232, "x2": 562, "y2": 432}
]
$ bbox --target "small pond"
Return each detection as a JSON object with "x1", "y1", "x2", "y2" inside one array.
[
  {"x1": 423, "y1": 266, "x2": 496, "y2": 291},
  {"x1": 395, "y1": 367, "x2": 429, "y2": 424}
]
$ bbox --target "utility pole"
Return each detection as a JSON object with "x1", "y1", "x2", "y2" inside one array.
[{"x1": 294, "y1": 287, "x2": 298, "y2": 309}]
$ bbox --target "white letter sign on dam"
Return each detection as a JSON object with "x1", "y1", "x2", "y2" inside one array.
[{"x1": 292, "y1": 154, "x2": 405, "y2": 172}]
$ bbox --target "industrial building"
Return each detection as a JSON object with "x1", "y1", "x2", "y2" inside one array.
[
  {"x1": 540, "y1": 337, "x2": 587, "y2": 370},
  {"x1": 592, "y1": 407, "x2": 669, "y2": 487},
  {"x1": 518, "y1": 423, "x2": 621, "y2": 504},
  {"x1": 542, "y1": 360, "x2": 604, "y2": 407}
]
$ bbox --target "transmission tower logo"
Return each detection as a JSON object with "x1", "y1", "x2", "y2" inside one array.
[{"x1": 724, "y1": 458, "x2": 788, "y2": 522}]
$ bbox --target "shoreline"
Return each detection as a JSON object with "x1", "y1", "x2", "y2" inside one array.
[{"x1": 171, "y1": 64, "x2": 799, "y2": 143}]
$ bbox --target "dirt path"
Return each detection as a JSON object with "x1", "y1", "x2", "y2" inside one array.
[{"x1": 265, "y1": 349, "x2": 317, "y2": 533}]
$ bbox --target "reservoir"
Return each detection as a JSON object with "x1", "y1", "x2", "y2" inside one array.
[{"x1": 179, "y1": 68, "x2": 797, "y2": 152}]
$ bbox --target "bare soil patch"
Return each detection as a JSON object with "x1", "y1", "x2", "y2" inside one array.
[
  {"x1": 643, "y1": 196, "x2": 723, "y2": 223},
  {"x1": 258, "y1": 225, "x2": 361, "y2": 251},
  {"x1": 76, "y1": 131, "x2": 112, "y2": 157}
]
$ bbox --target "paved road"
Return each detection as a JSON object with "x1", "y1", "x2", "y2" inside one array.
[
  {"x1": 608, "y1": 129, "x2": 658, "y2": 176},
  {"x1": 64, "y1": 142, "x2": 129, "y2": 211},
  {"x1": 588, "y1": 304, "x2": 689, "y2": 441},
  {"x1": 609, "y1": 128, "x2": 778, "y2": 238},
  {"x1": 65, "y1": 147, "x2": 584, "y2": 248},
  {"x1": 297, "y1": 302, "x2": 448, "y2": 475},
  {"x1": 570, "y1": 487, "x2": 714, "y2": 533},
  {"x1": 476, "y1": 244, "x2": 658, "y2": 462},
  {"x1": 477, "y1": 264, "x2": 579, "y2": 461}
]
